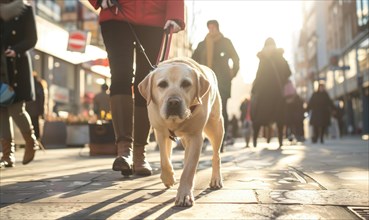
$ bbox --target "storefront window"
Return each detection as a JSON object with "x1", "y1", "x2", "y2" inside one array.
[
  {"x1": 85, "y1": 71, "x2": 106, "y2": 94},
  {"x1": 356, "y1": 0, "x2": 369, "y2": 28},
  {"x1": 358, "y1": 38, "x2": 369, "y2": 74},
  {"x1": 52, "y1": 58, "x2": 75, "y2": 90},
  {"x1": 326, "y1": 70, "x2": 334, "y2": 90},
  {"x1": 344, "y1": 49, "x2": 357, "y2": 79},
  {"x1": 30, "y1": 49, "x2": 43, "y2": 77}
]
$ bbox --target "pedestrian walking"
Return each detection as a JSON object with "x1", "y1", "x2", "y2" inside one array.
[
  {"x1": 240, "y1": 97, "x2": 253, "y2": 147},
  {"x1": 332, "y1": 100, "x2": 345, "y2": 138},
  {"x1": 26, "y1": 71, "x2": 46, "y2": 140},
  {"x1": 88, "y1": 0, "x2": 185, "y2": 176},
  {"x1": 307, "y1": 82, "x2": 335, "y2": 143},
  {"x1": 285, "y1": 94, "x2": 306, "y2": 142},
  {"x1": 192, "y1": 19, "x2": 240, "y2": 152},
  {"x1": 93, "y1": 83, "x2": 110, "y2": 120},
  {"x1": 250, "y1": 37, "x2": 292, "y2": 148},
  {"x1": 0, "y1": 0, "x2": 42, "y2": 168}
]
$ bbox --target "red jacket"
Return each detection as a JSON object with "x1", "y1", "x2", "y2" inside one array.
[{"x1": 88, "y1": 0, "x2": 185, "y2": 30}]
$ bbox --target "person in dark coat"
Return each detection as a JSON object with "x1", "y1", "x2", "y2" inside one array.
[
  {"x1": 285, "y1": 94, "x2": 306, "y2": 142},
  {"x1": 251, "y1": 37, "x2": 291, "y2": 147},
  {"x1": 0, "y1": 0, "x2": 41, "y2": 168},
  {"x1": 192, "y1": 20, "x2": 240, "y2": 152},
  {"x1": 93, "y1": 83, "x2": 110, "y2": 120},
  {"x1": 240, "y1": 97, "x2": 253, "y2": 147},
  {"x1": 307, "y1": 82, "x2": 335, "y2": 143}
]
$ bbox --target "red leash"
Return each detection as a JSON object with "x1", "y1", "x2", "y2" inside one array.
[{"x1": 156, "y1": 27, "x2": 174, "y2": 66}]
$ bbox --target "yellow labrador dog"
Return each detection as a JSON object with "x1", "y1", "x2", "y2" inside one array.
[{"x1": 138, "y1": 57, "x2": 224, "y2": 206}]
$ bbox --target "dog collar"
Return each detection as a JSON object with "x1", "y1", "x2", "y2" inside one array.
[
  {"x1": 168, "y1": 129, "x2": 178, "y2": 142},
  {"x1": 190, "y1": 104, "x2": 198, "y2": 113},
  {"x1": 167, "y1": 104, "x2": 199, "y2": 142}
]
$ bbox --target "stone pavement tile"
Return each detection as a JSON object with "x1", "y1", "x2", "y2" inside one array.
[
  {"x1": 256, "y1": 189, "x2": 369, "y2": 206},
  {"x1": 0, "y1": 191, "x2": 42, "y2": 204},
  {"x1": 0, "y1": 166, "x2": 113, "y2": 183},
  {"x1": 3, "y1": 185, "x2": 256, "y2": 205},
  {"x1": 307, "y1": 170, "x2": 369, "y2": 191},
  {"x1": 0, "y1": 203, "x2": 358, "y2": 219},
  {"x1": 195, "y1": 189, "x2": 257, "y2": 203},
  {"x1": 11, "y1": 189, "x2": 177, "y2": 204},
  {"x1": 220, "y1": 169, "x2": 321, "y2": 190}
]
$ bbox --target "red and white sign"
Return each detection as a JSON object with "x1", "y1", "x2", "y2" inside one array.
[{"x1": 67, "y1": 30, "x2": 90, "y2": 53}]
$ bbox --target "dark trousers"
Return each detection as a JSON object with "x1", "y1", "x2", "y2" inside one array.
[
  {"x1": 312, "y1": 126, "x2": 326, "y2": 143},
  {"x1": 30, "y1": 116, "x2": 40, "y2": 139},
  {"x1": 100, "y1": 20, "x2": 163, "y2": 107}
]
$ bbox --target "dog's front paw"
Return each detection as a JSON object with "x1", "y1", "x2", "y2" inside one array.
[
  {"x1": 161, "y1": 172, "x2": 176, "y2": 188},
  {"x1": 175, "y1": 190, "x2": 194, "y2": 207},
  {"x1": 209, "y1": 175, "x2": 223, "y2": 189}
]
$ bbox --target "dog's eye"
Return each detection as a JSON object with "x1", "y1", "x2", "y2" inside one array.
[
  {"x1": 181, "y1": 80, "x2": 192, "y2": 88},
  {"x1": 157, "y1": 81, "x2": 168, "y2": 89}
]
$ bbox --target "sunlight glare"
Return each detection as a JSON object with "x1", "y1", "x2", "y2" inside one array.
[{"x1": 187, "y1": 1, "x2": 303, "y2": 84}]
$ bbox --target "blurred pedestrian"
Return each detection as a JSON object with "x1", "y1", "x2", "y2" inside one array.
[
  {"x1": 88, "y1": 0, "x2": 185, "y2": 176},
  {"x1": 0, "y1": 0, "x2": 41, "y2": 168},
  {"x1": 285, "y1": 94, "x2": 305, "y2": 142},
  {"x1": 93, "y1": 83, "x2": 110, "y2": 120},
  {"x1": 307, "y1": 82, "x2": 335, "y2": 143},
  {"x1": 240, "y1": 97, "x2": 253, "y2": 147},
  {"x1": 192, "y1": 19, "x2": 240, "y2": 152},
  {"x1": 26, "y1": 71, "x2": 46, "y2": 140},
  {"x1": 230, "y1": 115, "x2": 239, "y2": 139},
  {"x1": 250, "y1": 37, "x2": 291, "y2": 148},
  {"x1": 332, "y1": 100, "x2": 345, "y2": 137}
]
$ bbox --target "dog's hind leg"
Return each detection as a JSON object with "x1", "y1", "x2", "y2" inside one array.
[
  {"x1": 155, "y1": 130, "x2": 176, "y2": 188},
  {"x1": 204, "y1": 117, "x2": 224, "y2": 189}
]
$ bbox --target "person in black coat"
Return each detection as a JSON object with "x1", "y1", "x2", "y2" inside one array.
[
  {"x1": 192, "y1": 20, "x2": 240, "y2": 152},
  {"x1": 0, "y1": 1, "x2": 41, "y2": 168},
  {"x1": 307, "y1": 82, "x2": 335, "y2": 143},
  {"x1": 251, "y1": 37, "x2": 291, "y2": 148},
  {"x1": 285, "y1": 94, "x2": 306, "y2": 142}
]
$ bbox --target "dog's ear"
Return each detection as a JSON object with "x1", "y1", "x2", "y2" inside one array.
[
  {"x1": 196, "y1": 70, "x2": 210, "y2": 104},
  {"x1": 138, "y1": 72, "x2": 153, "y2": 105}
]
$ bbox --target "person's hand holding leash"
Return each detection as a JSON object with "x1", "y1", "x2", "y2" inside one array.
[
  {"x1": 164, "y1": 20, "x2": 181, "y2": 33},
  {"x1": 100, "y1": 0, "x2": 113, "y2": 9},
  {"x1": 5, "y1": 48, "x2": 16, "y2": 57}
]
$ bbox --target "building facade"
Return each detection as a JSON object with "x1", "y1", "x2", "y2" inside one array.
[{"x1": 295, "y1": 0, "x2": 368, "y2": 135}]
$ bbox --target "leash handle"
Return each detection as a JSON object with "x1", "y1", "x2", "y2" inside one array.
[{"x1": 156, "y1": 27, "x2": 174, "y2": 66}]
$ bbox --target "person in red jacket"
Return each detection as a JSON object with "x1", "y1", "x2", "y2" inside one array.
[{"x1": 88, "y1": 0, "x2": 185, "y2": 177}]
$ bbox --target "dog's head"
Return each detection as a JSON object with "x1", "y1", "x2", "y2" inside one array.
[{"x1": 138, "y1": 58, "x2": 210, "y2": 123}]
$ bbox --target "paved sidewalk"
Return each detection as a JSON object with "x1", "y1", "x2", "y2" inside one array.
[{"x1": 0, "y1": 137, "x2": 368, "y2": 219}]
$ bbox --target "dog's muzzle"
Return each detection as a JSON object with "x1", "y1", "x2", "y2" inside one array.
[{"x1": 166, "y1": 97, "x2": 182, "y2": 118}]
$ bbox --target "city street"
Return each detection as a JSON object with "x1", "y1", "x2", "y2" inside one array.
[{"x1": 0, "y1": 136, "x2": 368, "y2": 219}]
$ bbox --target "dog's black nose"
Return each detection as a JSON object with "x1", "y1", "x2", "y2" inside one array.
[
  {"x1": 166, "y1": 97, "x2": 182, "y2": 116},
  {"x1": 168, "y1": 97, "x2": 180, "y2": 108}
]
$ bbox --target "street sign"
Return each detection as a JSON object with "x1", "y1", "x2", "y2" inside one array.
[
  {"x1": 338, "y1": 65, "x2": 350, "y2": 71},
  {"x1": 67, "y1": 30, "x2": 90, "y2": 53},
  {"x1": 331, "y1": 65, "x2": 350, "y2": 71}
]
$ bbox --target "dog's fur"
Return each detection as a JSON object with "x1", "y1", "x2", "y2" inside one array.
[{"x1": 138, "y1": 57, "x2": 224, "y2": 206}]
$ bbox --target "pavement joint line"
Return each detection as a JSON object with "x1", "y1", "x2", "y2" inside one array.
[
  {"x1": 289, "y1": 166, "x2": 327, "y2": 190},
  {"x1": 289, "y1": 170, "x2": 307, "y2": 184}
]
